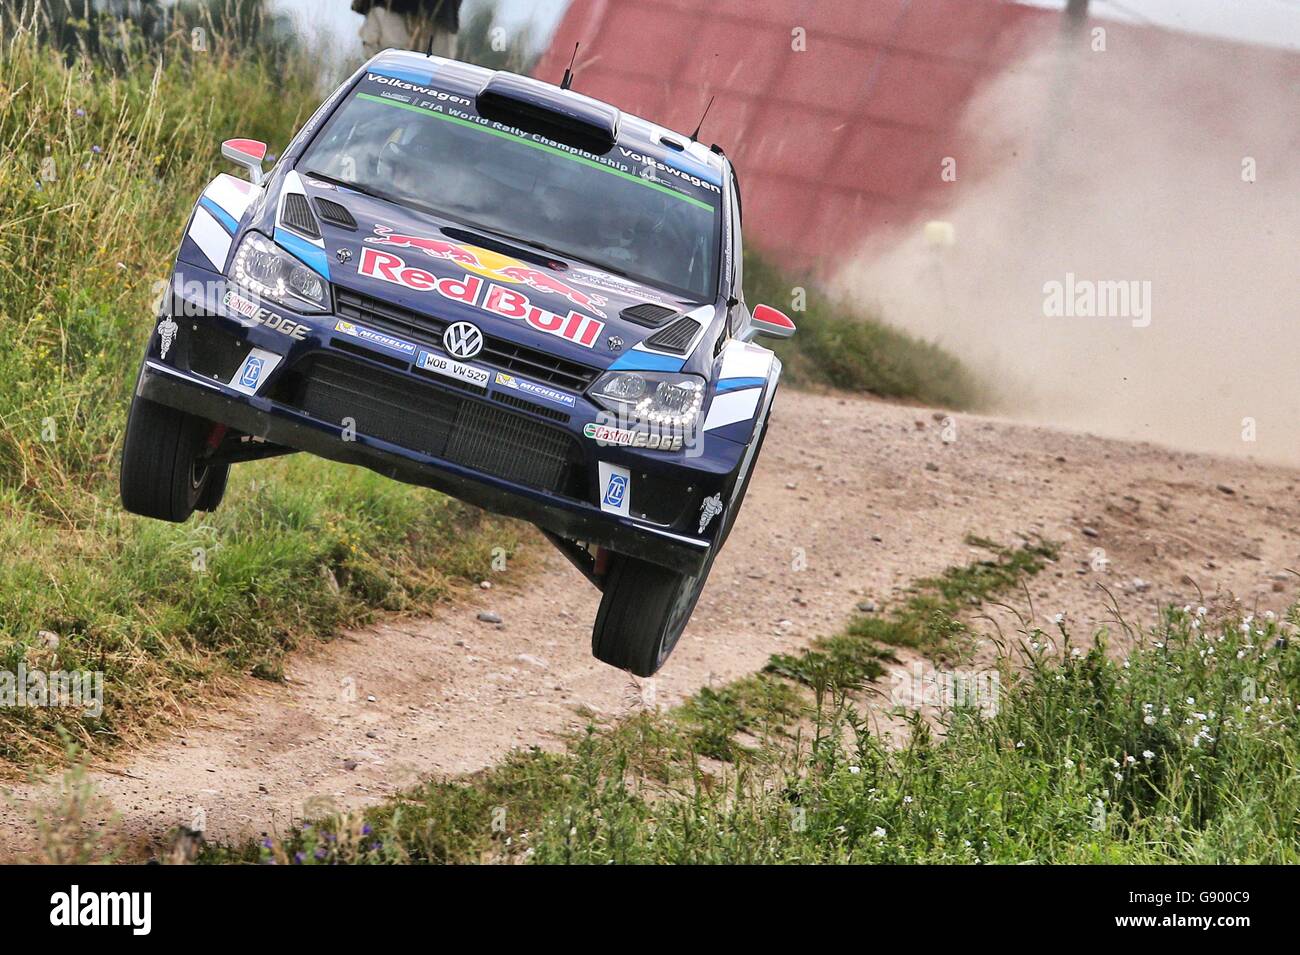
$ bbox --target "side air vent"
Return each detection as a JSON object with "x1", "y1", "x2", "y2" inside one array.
[
  {"x1": 644, "y1": 317, "x2": 701, "y2": 354},
  {"x1": 314, "y1": 196, "x2": 357, "y2": 230},
  {"x1": 281, "y1": 192, "x2": 321, "y2": 239},
  {"x1": 620, "y1": 303, "x2": 679, "y2": 328}
]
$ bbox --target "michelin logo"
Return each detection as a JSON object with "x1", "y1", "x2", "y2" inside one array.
[
  {"x1": 494, "y1": 372, "x2": 576, "y2": 409},
  {"x1": 156, "y1": 317, "x2": 179, "y2": 360},
  {"x1": 698, "y1": 493, "x2": 723, "y2": 533},
  {"x1": 334, "y1": 319, "x2": 417, "y2": 357}
]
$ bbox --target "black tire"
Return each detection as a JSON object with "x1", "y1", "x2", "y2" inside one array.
[
  {"x1": 592, "y1": 554, "x2": 707, "y2": 677},
  {"x1": 119, "y1": 391, "x2": 221, "y2": 522},
  {"x1": 591, "y1": 407, "x2": 773, "y2": 676},
  {"x1": 195, "y1": 461, "x2": 230, "y2": 513}
]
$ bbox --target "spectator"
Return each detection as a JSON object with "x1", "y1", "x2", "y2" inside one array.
[{"x1": 353, "y1": 0, "x2": 460, "y2": 58}]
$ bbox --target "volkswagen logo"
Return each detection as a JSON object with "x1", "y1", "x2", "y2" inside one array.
[{"x1": 443, "y1": 321, "x2": 483, "y2": 359}]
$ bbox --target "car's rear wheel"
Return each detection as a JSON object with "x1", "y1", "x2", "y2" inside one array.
[
  {"x1": 119, "y1": 391, "x2": 223, "y2": 522},
  {"x1": 591, "y1": 407, "x2": 772, "y2": 676}
]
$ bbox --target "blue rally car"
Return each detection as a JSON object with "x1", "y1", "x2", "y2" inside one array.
[{"x1": 121, "y1": 50, "x2": 796, "y2": 676}]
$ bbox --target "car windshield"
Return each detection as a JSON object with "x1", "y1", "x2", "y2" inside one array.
[{"x1": 300, "y1": 70, "x2": 723, "y2": 300}]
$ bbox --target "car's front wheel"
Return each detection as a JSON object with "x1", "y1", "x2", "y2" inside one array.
[
  {"x1": 120, "y1": 391, "x2": 225, "y2": 522},
  {"x1": 591, "y1": 553, "x2": 708, "y2": 677},
  {"x1": 591, "y1": 407, "x2": 772, "y2": 675},
  {"x1": 589, "y1": 394, "x2": 776, "y2": 677}
]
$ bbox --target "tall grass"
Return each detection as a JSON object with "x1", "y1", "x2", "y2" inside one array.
[
  {"x1": 0, "y1": 3, "x2": 313, "y2": 498},
  {"x1": 0, "y1": 7, "x2": 520, "y2": 763},
  {"x1": 216, "y1": 559, "x2": 1300, "y2": 864},
  {"x1": 745, "y1": 251, "x2": 985, "y2": 409}
]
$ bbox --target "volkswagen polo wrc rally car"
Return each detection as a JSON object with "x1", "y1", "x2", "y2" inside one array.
[{"x1": 120, "y1": 49, "x2": 796, "y2": 676}]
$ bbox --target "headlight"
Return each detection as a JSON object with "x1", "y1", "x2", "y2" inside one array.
[
  {"x1": 230, "y1": 231, "x2": 329, "y2": 313},
  {"x1": 589, "y1": 371, "x2": 705, "y2": 430}
]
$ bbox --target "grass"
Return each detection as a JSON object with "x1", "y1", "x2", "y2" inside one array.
[
  {"x1": 199, "y1": 538, "x2": 1300, "y2": 864},
  {"x1": 0, "y1": 9, "x2": 523, "y2": 763},
  {"x1": 843, "y1": 535, "x2": 1057, "y2": 658},
  {"x1": 745, "y1": 251, "x2": 986, "y2": 410},
  {"x1": 767, "y1": 537, "x2": 1057, "y2": 691},
  {"x1": 0, "y1": 459, "x2": 522, "y2": 762},
  {"x1": 209, "y1": 543, "x2": 1298, "y2": 864}
]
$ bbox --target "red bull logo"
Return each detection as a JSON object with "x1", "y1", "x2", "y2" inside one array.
[
  {"x1": 358, "y1": 247, "x2": 604, "y2": 349},
  {"x1": 366, "y1": 226, "x2": 484, "y2": 268},
  {"x1": 495, "y1": 266, "x2": 607, "y2": 319},
  {"x1": 363, "y1": 225, "x2": 607, "y2": 318}
]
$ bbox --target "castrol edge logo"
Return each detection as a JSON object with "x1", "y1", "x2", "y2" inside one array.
[{"x1": 359, "y1": 246, "x2": 605, "y2": 349}]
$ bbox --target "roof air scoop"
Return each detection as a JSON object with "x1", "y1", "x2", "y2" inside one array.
[{"x1": 476, "y1": 73, "x2": 618, "y2": 155}]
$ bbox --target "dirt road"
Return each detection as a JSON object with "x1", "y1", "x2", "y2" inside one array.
[{"x1": 3, "y1": 390, "x2": 1298, "y2": 856}]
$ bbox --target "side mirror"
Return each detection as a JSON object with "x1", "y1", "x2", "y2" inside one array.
[
  {"x1": 740, "y1": 303, "x2": 796, "y2": 343},
  {"x1": 221, "y1": 138, "x2": 267, "y2": 185}
]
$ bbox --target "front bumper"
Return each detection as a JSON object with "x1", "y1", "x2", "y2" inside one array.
[
  {"x1": 147, "y1": 262, "x2": 765, "y2": 575},
  {"x1": 145, "y1": 350, "x2": 740, "y2": 582}
]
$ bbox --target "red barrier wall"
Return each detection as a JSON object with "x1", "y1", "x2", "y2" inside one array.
[{"x1": 533, "y1": 0, "x2": 1057, "y2": 276}]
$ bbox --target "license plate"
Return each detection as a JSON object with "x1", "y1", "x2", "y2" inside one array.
[{"x1": 415, "y1": 350, "x2": 490, "y2": 389}]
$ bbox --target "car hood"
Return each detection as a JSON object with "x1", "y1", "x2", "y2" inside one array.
[{"x1": 288, "y1": 177, "x2": 713, "y2": 370}]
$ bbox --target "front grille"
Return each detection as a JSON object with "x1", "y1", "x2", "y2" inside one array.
[
  {"x1": 281, "y1": 193, "x2": 321, "y2": 239},
  {"x1": 314, "y1": 197, "x2": 357, "y2": 230},
  {"x1": 645, "y1": 317, "x2": 701, "y2": 354},
  {"x1": 491, "y1": 389, "x2": 570, "y2": 423},
  {"x1": 329, "y1": 336, "x2": 408, "y2": 370},
  {"x1": 286, "y1": 354, "x2": 583, "y2": 495},
  {"x1": 334, "y1": 287, "x2": 600, "y2": 392}
]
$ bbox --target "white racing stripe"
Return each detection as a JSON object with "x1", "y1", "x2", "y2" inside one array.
[
  {"x1": 703, "y1": 386, "x2": 762, "y2": 431},
  {"x1": 203, "y1": 173, "x2": 258, "y2": 223},
  {"x1": 718, "y1": 340, "x2": 774, "y2": 381},
  {"x1": 188, "y1": 206, "x2": 233, "y2": 270}
]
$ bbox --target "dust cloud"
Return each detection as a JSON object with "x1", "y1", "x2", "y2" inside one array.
[{"x1": 833, "y1": 21, "x2": 1300, "y2": 464}]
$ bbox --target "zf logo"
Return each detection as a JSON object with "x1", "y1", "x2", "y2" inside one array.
[
  {"x1": 603, "y1": 473, "x2": 628, "y2": 507},
  {"x1": 239, "y1": 356, "x2": 265, "y2": 389}
]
